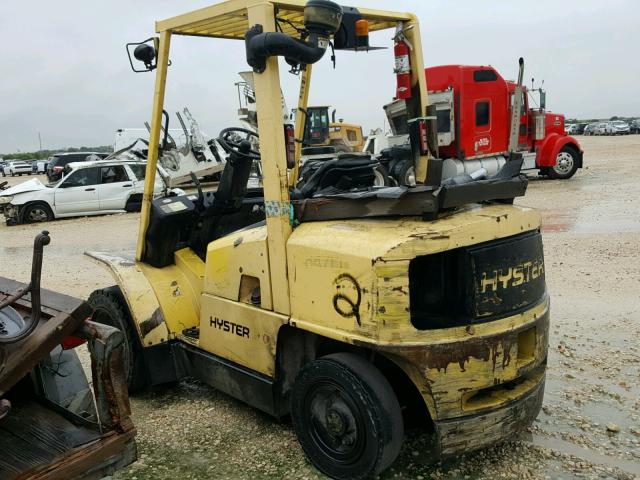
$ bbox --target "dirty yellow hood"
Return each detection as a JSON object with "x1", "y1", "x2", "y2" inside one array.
[
  {"x1": 286, "y1": 204, "x2": 542, "y2": 344},
  {"x1": 288, "y1": 204, "x2": 541, "y2": 262}
]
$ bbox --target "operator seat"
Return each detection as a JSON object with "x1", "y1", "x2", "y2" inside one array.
[
  {"x1": 143, "y1": 145, "x2": 258, "y2": 268},
  {"x1": 292, "y1": 154, "x2": 376, "y2": 199}
]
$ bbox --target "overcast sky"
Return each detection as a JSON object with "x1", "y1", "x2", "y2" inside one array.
[{"x1": 1, "y1": 0, "x2": 638, "y2": 153}]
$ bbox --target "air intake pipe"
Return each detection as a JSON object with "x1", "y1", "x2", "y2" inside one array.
[{"x1": 245, "y1": 0, "x2": 342, "y2": 73}]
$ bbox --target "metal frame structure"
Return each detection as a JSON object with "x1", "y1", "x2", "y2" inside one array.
[{"x1": 135, "y1": 0, "x2": 430, "y2": 316}]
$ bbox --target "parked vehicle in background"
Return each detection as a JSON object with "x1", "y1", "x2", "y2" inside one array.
[
  {"x1": 30, "y1": 159, "x2": 47, "y2": 173},
  {"x1": 565, "y1": 124, "x2": 576, "y2": 134},
  {"x1": 583, "y1": 122, "x2": 599, "y2": 136},
  {"x1": 7, "y1": 161, "x2": 33, "y2": 176},
  {"x1": 372, "y1": 60, "x2": 583, "y2": 181},
  {"x1": 607, "y1": 120, "x2": 630, "y2": 135},
  {"x1": 0, "y1": 159, "x2": 182, "y2": 225},
  {"x1": 46, "y1": 152, "x2": 109, "y2": 182},
  {"x1": 630, "y1": 119, "x2": 640, "y2": 134},
  {"x1": 573, "y1": 123, "x2": 588, "y2": 135},
  {"x1": 592, "y1": 122, "x2": 609, "y2": 135},
  {"x1": 0, "y1": 161, "x2": 7, "y2": 177}
]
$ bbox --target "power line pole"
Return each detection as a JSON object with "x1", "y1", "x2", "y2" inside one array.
[{"x1": 38, "y1": 132, "x2": 42, "y2": 151}]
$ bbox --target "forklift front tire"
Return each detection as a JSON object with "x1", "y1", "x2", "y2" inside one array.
[
  {"x1": 88, "y1": 287, "x2": 149, "y2": 393},
  {"x1": 290, "y1": 353, "x2": 404, "y2": 480}
]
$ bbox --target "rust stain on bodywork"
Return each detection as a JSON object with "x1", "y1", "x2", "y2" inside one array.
[
  {"x1": 420, "y1": 335, "x2": 516, "y2": 373},
  {"x1": 139, "y1": 308, "x2": 165, "y2": 337}
]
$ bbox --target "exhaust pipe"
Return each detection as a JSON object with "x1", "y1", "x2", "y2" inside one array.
[
  {"x1": 246, "y1": 28, "x2": 329, "y2": 73},
  {"x1": 508, "y1": 57, "x2": 525, "y2": 154}
]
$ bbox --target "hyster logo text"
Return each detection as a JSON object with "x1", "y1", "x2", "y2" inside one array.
[
  {"x1": 209, "y1": 317, "x2": 250, "y2": 339},
  {"x1": 479, "y1": 259, "x2": 544, "y2": 293}
]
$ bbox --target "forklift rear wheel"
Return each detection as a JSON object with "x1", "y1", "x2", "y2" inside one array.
[
  {"x1": 549, "y1": 146, "x2": 579, "y2": 179},
  {"x1": 290, "y1": 353, "x2": 403, "y2": 480},
  {"x1": 88, "y1": 287, "x2": 148, "y2": 393}
]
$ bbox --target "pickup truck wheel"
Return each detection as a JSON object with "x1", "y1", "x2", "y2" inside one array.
[
  {"x1": 549, "y1": 146, "x2": 579, "y2": 179},
  {"x1": 290, "y1": 353, "x2": 404, "y2": 480},
  {"x1": 88, "y1": 287, "x2": 148, "y2": 393},
  {"x1": 22, "y1": 203, "x2": 53, "y2": 223}
]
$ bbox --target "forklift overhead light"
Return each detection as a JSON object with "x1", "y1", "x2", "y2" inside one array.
[
  {"x1": 333, "y1": 8, "x2": 383, "y2": 51},
  {"x1": 303, "y1": 0, "x2": 343, "y2": 36},
  {"x1": 134, "y1": 44, "x2": 156, "y2": 66},
  {"x1": 126, "y1": 38, "x2": 160, "y2": 73},
  {"x1": 354, "y1": 19, "x2": 369, "y2": 49}
]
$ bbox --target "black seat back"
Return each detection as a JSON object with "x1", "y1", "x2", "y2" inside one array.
[{"x1": 298, "y1": 156, "x2": 375, "y2": 198}]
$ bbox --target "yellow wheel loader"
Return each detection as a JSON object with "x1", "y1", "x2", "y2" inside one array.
[
  {"x1": 89, "y1": 1, "x2": 549, "y2": 478},
  {"x1": 302, "y1": 106, "x2": 364, "y2": 153}
]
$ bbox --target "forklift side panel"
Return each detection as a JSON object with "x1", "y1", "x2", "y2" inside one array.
[
  {"x1": 204, "y1": 225, "x2": 273, "y2": 310},
  {"x1": 199, "y1": 294, "x2": 288, "y2": 376}
]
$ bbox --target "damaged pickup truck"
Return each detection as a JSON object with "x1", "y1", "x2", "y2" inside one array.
[{"x1": 0, "y1": 231, "x2": 136, "y2": 479}]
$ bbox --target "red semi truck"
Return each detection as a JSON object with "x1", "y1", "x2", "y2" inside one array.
[{"x1": 372, "y1": 61, "x2": 583, "y2": 184}]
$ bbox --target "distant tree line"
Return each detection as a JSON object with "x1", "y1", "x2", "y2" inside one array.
[{"x1": 1, "y1": 145, "x2": 113, "y2": 161}]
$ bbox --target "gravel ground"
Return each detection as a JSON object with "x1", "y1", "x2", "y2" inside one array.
[{"x1": 1, "y1": 136, "x2": 639, "y2": 479}]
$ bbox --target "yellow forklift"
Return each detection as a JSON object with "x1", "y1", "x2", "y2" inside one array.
[{"x1": 89, "y1": 1, "x2": 549, "y2": 478}]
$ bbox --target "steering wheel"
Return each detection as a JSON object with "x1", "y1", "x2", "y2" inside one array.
[{"x1": 217, "y1": 127, "x2": 260, "y2": 161}]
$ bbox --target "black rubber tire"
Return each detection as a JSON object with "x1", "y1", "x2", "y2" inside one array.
[
  {"x1": 290, "y1": 353, "x2": 404, "y2": 480},
  {"x1": 373, "y1": 164, "x2": 391, "y2": 187},
  {"x1": 21, "y1": 203, "x2": 53, "y2": 223},
  {"x1": 124, "y1": 194, "x2": 143, "y2": 212},
  {"x1": 88, "y1": 286, "x2": 149, "y2": 393},
  {"x1": 548, "y1": 145, "x2": 579, "y2": 180},
  {"x1": 393, "y1": 159, "x2": 416, "y2": 186}
]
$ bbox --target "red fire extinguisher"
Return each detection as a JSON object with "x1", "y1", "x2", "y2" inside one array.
[{"x1": 394, "y1": 38, "x2": 411, "y2": 99}]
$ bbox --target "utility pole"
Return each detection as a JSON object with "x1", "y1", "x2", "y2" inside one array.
[{"x1": 38, "y1": 132, "x2": 42, "y2": 151}]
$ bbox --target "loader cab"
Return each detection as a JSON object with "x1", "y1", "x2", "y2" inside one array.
[{"x1": 303, "y1": 106, "x2": 331, "y2": 146}]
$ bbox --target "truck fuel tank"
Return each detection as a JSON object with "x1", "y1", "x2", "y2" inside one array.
[{"x1": 442, "y1": 155, "x2": 507, "y2": 180}]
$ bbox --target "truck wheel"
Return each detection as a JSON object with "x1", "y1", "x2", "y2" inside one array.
[
  {"x1": 394, "y1": 160, "x2": 416, "y2": 186},
  {"x1": 290, "y1": 353, "x2": 404, "y2": 480},
  {"x1": 549, "y1": 146, "x2": 579, "y2": 180},
  {"x1": 88, "y1": 287, "x2": 148, "y2": 393},
  {"x1": 22, "y1": 203, "x2": 53, "y2": 223},
  {"x1": 373, "y1": 164, "x2": 391, "y2": 187}
]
